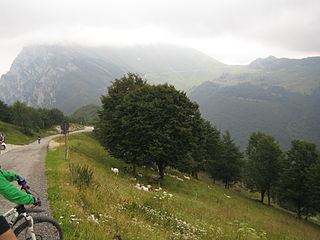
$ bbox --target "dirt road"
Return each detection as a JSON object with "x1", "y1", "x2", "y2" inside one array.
[{"x1": 0, "y1": 127, "x2": 93, "y2": 216}]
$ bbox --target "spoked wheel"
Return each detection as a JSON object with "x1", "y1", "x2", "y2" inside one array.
[{"x1": 14, "y1": 216, "x2": 63, "y2": 240}]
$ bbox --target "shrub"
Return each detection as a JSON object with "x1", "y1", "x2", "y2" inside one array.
[{"x1": 69, "y1": 163, "x2": 94, "y2": 188}]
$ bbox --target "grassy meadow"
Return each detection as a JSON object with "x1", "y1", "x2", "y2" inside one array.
[{"x1": 46, "y1": 133, "x2": 320, "y2": 240}]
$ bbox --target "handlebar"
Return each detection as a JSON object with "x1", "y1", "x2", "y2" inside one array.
[
  {"x1": 21, "y1": 184, "x2": 31, "y2": 195},
  {"x1": 20, "y1": 185, "x2": 41, "y2": 206}
]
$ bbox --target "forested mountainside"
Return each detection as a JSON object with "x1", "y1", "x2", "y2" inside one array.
[{"x1": 189, "y1": 82, "x2": 320, "y2": 149}]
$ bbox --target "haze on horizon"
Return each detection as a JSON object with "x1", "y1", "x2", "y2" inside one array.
[{"x1": 1, "y1": 0, "x2": 320, "y2": 76}]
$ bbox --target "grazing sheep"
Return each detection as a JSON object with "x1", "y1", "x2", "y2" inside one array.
[
  {"x1": 111, "y1": 168, "x2": 119, "y2": 175},
  {"x1": 135, "y1": 183, "x2": 142, "y2": 190},
  {"x1": 141, "y1": 186, "x2": 149, "y2": 191},
  {"x1": 224, "y1": 193, "x2": 231, "y2": 199},
  {"x1": 134, "y1": 183, "x2": 149, "y2": 191},
  {"x1": 183, "y1": 175, "x2": 191, "y2": 180}
]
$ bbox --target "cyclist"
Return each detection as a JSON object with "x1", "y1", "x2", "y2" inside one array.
[
  {"x1": 37, "y1": 136, "x2": 41, "y2": 144},
  {"x1": 0, "y1": 169, "x2": 40, "y2": 240}
]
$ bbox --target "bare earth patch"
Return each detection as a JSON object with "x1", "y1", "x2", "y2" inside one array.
[{"x1": 48, "y1": 140, "x2": 61, "y2": 151}]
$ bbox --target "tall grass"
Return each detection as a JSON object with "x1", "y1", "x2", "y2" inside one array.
[{"x1": 46, "y1": 133, "x2": 320, "y2": 240}]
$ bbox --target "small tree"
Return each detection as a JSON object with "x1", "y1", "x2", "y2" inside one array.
[
  {"x1": 207, "y1": 131, "x2": 243, "y2": 188},
  {"x1": 190, "y1": 120, "x2": 222, "y2": 180},
  {"x1": 244, "y1": 132, "x2": 283, "y2": 205},
  {"x1": 308, "y1": 160, "x2": 320, "y2": 215},
  {"x1": 276, "y1": 140, "x2": 319, "y2": 218}
]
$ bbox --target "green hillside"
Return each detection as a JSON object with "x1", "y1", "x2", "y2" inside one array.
[
  {"x1": 212, "y1": 56, "x2": 320, "y2": 94},
  {"x1": 70, "y1": 104, "x2": 101, "y2": 124},
  {"x1": 0, "y1": 121, "x2": 57, "y2": 145},
  {"x1": 46, "y1": 133, "x2": 320, "y2": 239},
  {"x1": 0, "y1": 121, "x2": 36, "y2": 145}
]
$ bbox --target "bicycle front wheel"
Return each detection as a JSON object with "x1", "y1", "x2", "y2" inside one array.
[{"x1": 14, "y1": 216, "x2": 63, "y2": 240}]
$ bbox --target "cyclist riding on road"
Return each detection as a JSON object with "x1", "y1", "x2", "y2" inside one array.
[{"x1": 0, "y1": 169, "x2": 40, "y2": 240}]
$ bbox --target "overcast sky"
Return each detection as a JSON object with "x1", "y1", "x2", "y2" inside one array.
[{"x1": 1, "y1": 0, "x2": 320, "y2": 75}]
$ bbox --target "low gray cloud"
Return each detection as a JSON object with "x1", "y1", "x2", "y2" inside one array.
[{"x1": 0, "y1": 0, "x2": 319, "y2": 73}]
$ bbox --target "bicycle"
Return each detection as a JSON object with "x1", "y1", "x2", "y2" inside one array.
[{"x1": 4, "y1": 185, "x2": 64, "y2": 240}]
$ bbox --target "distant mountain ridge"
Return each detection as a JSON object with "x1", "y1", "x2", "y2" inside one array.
[
  {"x1": 0, "y1": 44, "x2": 225, "y2": 113},
  {"x1": 210, "y1": 55, "x2": 320, "y2": 94}
]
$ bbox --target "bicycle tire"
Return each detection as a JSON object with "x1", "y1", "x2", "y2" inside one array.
[{"x1": 14, "y1": 216, "x2": 63, "y2": 240}]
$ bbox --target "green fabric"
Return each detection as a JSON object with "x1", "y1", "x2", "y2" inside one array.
[{"x1": 0, "y1": 170, "x2": 35, "y2": 216}]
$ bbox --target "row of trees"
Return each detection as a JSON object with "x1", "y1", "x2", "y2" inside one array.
[
  {"x1": 0, "y1": 100, "x2": 65, "y2": 134},
  {"x1": 244, "y1": 132, "x2": 320, "y2": 219},
  {"x1": 96, "y1": 73, "x2": 320, "y2": 219}
]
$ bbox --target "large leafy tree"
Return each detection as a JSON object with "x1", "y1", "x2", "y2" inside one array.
[
  {"x1": 244, "y1": 132, "x2": 283, "y2": 205},
  {"x1": 100, "y1": 81, "x2": 203, "y2": 179},
  {"x1": 207, "y1": 131, "x2": 243, "y2": 188},
  {"x1": 97, "y1": 73, "x2": 147, "y2": 175},
  {"x1": 276, "y1": 140, "x2": 320, "y2": 218}
]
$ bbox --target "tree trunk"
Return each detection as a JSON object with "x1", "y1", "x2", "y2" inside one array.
[
  {"x1": 260, "y1": 190, "x2": 265, "y2": 203},
  {"x1": 193, "y1": 171, "x2": 198, "y2": 179},
  {"x1": 158, "y1": 162, "x2": 165, "y2": 179},
  {"x1": 225, "y1": 178, "x2": 229, "y2": 189},
  {"x1": 297, "y1": 209, "x2": 302, "y2": 219},
  {"x1": 132, "y1": 164, "x2": 137, "y2": 177},
  {"x1": 267, "y1": 189, "x2": 271, "y2": 206}
]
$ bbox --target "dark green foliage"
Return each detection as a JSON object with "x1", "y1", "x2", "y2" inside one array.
[
  {"x1": 244, "y1": 132, "x2": 283, "y2": 205},
  {"x1": 0, "y1": 100, "x2": 13, "y2": 123},
  {"x1": 114, "y1": 84, "x2": 202, "y2": 179},
  {"x1": 187, "y1": 120, "x2": 221, "y2": 178},
  {"x1": 69, "y1": 163, "x2": 94, "y2": 189},
  {"x1": 276, "y1": 140, "x2": 320, "y2": 218},
  {"x1": 0, "y1": 100, "x2": 65, "y2": 135},
  {"x1": 97, "y1": 73, "x2": 148, "y2": 174},
  {"x1": 98, "y1": 74, "x2": 206, "y2": 179},
  {"x1": 207, "y1": 131, "x2": 243, "y2": 188},
  {"x1": 11, "y1": 101, "x2": 35, "y2": 134},
  {"x1": 308, "y1": 160, "x2": 320, "y2": 213}
]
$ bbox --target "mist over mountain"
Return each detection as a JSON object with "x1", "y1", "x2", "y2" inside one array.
[
  {"x1": 0, "y1": 44, "x2": 319, "y2": 149},
  {"x1": 0, "y1": 44, "x2": 224, "y2": 114}
]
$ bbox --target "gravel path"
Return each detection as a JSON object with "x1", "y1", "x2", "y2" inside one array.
[{"x1": 0, "y1": 127, "x2": 93, "y2": 217}]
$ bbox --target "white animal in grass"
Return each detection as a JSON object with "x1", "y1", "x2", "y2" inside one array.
[
  {"x1": 154, "y1": 187, "x2": 162, "y2": 192},
  {"x1": 141, "y1": 186, "x2": 149, "y2": 191},
  {"x1": 183, "y1": 175, "x2": 191, "y2": 180},
  {"x1": 135, "y1": 183, "x2": 149, "y2": 191},
  {"x1": 111, "y1": 167, "x2": 119, "y2": 175}
]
